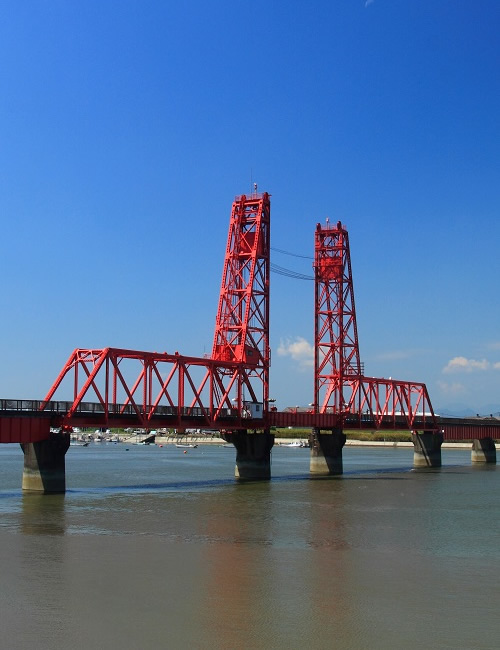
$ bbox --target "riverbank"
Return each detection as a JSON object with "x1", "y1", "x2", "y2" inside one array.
[{"x1": 152, "y1": 436, "x2": 496, "y2": 450}]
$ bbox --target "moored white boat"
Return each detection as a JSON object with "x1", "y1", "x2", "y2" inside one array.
[{"x1": 279, "y1": 440, "x2": 309, "y2": 448}]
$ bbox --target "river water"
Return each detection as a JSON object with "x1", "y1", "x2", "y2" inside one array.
[{"x1": 0, "y1": 443, "x2": 498, "y2": 649}]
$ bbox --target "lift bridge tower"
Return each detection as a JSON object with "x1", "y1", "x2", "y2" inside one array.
[
  {"x1": 212, "y1": 191, "x2": 270, "y2": 410},
  {"x1": 212, "y1": 191, "x2": 274, "y2": 477},
  {"x1": 311, "y1": 218, "x2": 440, "y2": 474},
  {"x1": 314, "y1": 219, "x2": 361, "y2": 415}
]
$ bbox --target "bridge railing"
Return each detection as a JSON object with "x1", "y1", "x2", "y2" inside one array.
[
  {"x1": 0, "y1": 398, "x2": 441, "y2": 430},
  {"x1": 0, "y1": 399, "x2": 241, "y2": 421},
  {"x1": 0, "y1": 399, "x2": 57, "y2": 412}
]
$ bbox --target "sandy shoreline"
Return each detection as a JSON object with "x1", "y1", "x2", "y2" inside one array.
[{"x1": 151, "y1": 436, "x2": 495, "y2": 450}]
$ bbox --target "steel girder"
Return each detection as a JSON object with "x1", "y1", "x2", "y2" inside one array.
[
  {"x1": 338, "y1": 376, "x2": 436, "y2": 430},
  {"x1": 41, "y1": 347, "x2": 265, "y2": 429}
]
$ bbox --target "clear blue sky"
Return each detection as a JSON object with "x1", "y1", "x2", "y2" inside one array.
[{"x1": 1, "y1": 1, "x2": 499, "y2": 414}]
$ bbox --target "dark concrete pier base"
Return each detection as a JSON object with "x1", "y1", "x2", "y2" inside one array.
[
  {"x1": 21, "y1": 434, "x2": 70, "y2": 493},
  {"x1": 309, "y1": 427, "x2": 346, "y2": 476},
  {"x1": 222, "y1": 429, "x2": 275, "y2": 480},
  {"x1": 471, "y1": 438, "x2": 497, "y2": 464},
  {"x1": 411, "y1": 431, "x2": 443, "y2": 468}
]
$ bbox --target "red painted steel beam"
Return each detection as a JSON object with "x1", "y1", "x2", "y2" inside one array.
[
  {"x1": 268, "y1": 411, "x2": 341, "y2": 429},
  {"x1": 441, "y1": 422, "x2": 500, "y2": 441},
  {"x1": 0, "y1": 416, "x2": 51, "y2": 443}
]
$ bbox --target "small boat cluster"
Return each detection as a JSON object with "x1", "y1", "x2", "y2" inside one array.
[
  {"x1": 278, "y1": 440, "x2": 309, "y2": 448},
  {"x1": 67, "y1": 428, "x2": 123, "y2": 446}
]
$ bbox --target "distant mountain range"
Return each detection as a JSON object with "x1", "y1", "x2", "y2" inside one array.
[{"x1": 436, "y1": 404, "x2": 500, "y2": 418}]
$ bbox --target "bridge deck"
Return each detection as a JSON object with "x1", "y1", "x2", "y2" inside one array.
[{"x1": 1, "y1": 400, "x2": 499, "y2": 443}]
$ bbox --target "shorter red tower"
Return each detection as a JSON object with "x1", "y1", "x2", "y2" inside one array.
[
  {"x1": 313, "y1": 219, "x2": 437, "y2": 431},
  {"x1": 314, "y1": 219, "x2": 361, "y2": 413}
]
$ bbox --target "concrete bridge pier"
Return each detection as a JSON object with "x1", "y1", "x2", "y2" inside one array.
[
  {"x1": 20, "y1": 434, "x2": 70, "y2": 493},
  {"x1": 471, "y1": 438, "x2": 497, "y2": 464},
  {"x1": 223, "y1": 429, "x2": 275, "y2": 480},
  {"x1": 309, "y1": 427, "x2": 346, "y2": 476},
  {"x1": 411, "y1": 431, "x2": 443, "y2": 468}
]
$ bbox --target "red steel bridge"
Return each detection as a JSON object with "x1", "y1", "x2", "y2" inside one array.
[{"x1": 1, "y1": 192, "x2": 499, "y2": 448}]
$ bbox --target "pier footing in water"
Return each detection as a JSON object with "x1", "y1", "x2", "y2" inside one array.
[
  {"x1": 309, "y1": 427, "x2": 346, "y2": 475},
  {"x1": 412, "y1": 431, "x2": 443, "y2": 468},
  {"x1": 21, "y1": 434, "x2": 70, "y2": 493},
  {"x1": 471, "y1": 438, "x2": 497, "y2": 464},
  {"x1": 223, "y1": 429, "x2": 275, "y2": 480}
]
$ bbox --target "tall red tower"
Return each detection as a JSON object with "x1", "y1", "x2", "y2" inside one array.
[
  {"x1": 314, "y1": 219, "x2": 361, "y2": 413},
  {"x1": 212, "y1": 192, "x2": 270, "y2": 410}
]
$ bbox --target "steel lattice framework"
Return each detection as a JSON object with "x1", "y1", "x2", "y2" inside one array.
[
  {"x1": 40, "y1": 347, "x2": 267, "y2": 429},
  {"x1": 314, "y1": 219, "x2": 438, "y2": 431},
  {"x1": 314, "y1": 220, "x2": 361, "y2": 412},
  {"x1": 212, "y1": 192, "x2": 270, "y2": 409},
  {"x1": 39, "y1": 193, "x2": 271, "y2": 430}
]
